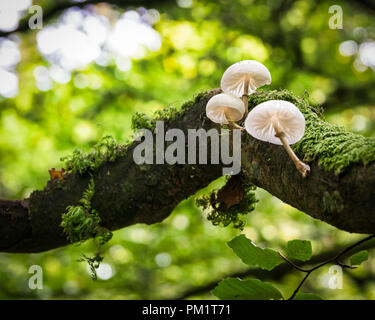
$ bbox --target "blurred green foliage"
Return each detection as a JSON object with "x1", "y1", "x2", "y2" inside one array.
[{"x1": 0, "y1": 0, "x2": 374, "y2": 300}]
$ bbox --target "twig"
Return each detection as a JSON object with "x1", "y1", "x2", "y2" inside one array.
[
  {"x1": 278, "y1": 252, "x2": 309, "y2": 273},
  {"x1": 284, "y1": 234, "x2": 375, "y2": 300}
]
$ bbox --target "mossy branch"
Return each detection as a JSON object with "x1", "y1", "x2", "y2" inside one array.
[{"x1": 1, "y1": 89, "x2": 375, "y2": 253}]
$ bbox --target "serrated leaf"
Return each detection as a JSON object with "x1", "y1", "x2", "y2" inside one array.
[
  {"x1": 350, "y1": 250, "x2": 368, "y2": 266},
  {"x1": 286, "y1": 240, "x2": 312, "y2": 262},
  {"x1": 294, "y1": 293, "x2": 323, "y2": 300},
  {"x1": 228, "y1": 235, "x2": 283, "y2": 271},
  {"x1": 212, "y1": 277, "x2": 283, "y2": 300}
]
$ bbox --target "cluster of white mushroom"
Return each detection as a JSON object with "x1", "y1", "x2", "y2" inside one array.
[{"x1": 206, "y1": 60, "x2": 310, "y2": 178}]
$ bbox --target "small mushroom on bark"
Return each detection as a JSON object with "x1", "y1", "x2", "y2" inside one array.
[
  {"x1": 206, "y1": 93, "x2": 245, "y2": 129},
  {"x1": 221, "y1": 60, "x2": 271, "y2": 116},
  {"x1": 244, "y1": 99, "x2": 310, "y2": 178}
]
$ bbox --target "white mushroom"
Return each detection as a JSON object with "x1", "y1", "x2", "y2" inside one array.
[
  {"x1": 221, "y1": 60, "x2": 271, "y2": 116},
  {"x1": 245, "y1": 99, "x2": 310, "y2": 178},
  {"x1": 206, "y1": 93, "x2": 245, "y2": 129}
]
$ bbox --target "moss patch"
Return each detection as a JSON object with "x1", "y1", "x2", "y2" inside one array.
[
  {"x1": 196, "y1": 175, "x2": 258, "y2": 230},
  {"x1": 62, "y1": 91, "x2": 212, "y2": 175},
  {"x1": 61, "y1": 178, "x2": 113, "y2": 280},
  {"x1": 61, "y1": 178, "x2": 112, "y2": 244},
  {"x1": 131, "y1": 90, "x2": 212, "y2": 132},
  {"x1": 61, "y1": 135, "x2": 129, "y2": 174},
  {"x1": 247, "y1": 89, "x2": 375, "y2": 175}
]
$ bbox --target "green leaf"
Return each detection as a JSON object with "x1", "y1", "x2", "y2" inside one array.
[
  {"x1": 212, "y1": 278, "x2": 283, "y2": 300},
  {"x1": 286, "y1": 240, "x2": 312, "y2": 262},
  {"x1": 293, "y1": 293, "x2": 323, "y2": 300},
  {"x1": 228, "y1": 235, "x2": 283, "y2": 271},
  {"x1": 350, "y1": 250, "x2": 368, "y2": 266}
]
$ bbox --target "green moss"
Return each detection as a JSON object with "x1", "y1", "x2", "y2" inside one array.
[
  {"x1": 131, "y1": 90, "x2": 210, "y2": 132},
  {"x1": 61, "y1": 178, "x2": 112, "y2": 280},
  {"x1": 62, "y1": 90, "x2": 210, "y2": 175},
  {"x1": 61, "y1": 89, "x2": 374, "y2": 177},
  {"x1": 61, "y1": 135, "x2": 129, "y2": 174},
  {"x1": 131, "y1": 88, "x2": 375, "y2": 175},
  {"x1": 131, "y1": 112, "x2": 153, "y2": 131},
  {"x1": 248, "y1": 90, "x2": 375, "y2": 175},
  {"x1": 61, "y1": 178, "x2": 112, "y2": 245},
  {"x1": 196, "y1": 177, "x2": 258, "y2": 230}
]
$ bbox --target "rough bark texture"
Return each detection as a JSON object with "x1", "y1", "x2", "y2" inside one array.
[{"x1": 1, "y1": 88, "x2": 374, "y2": 253}]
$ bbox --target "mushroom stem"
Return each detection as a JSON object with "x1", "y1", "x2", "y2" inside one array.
[
  {"x1": 228, "y1": 121, "x2": 244, "y2": 130},
  {"x1": 272, "y1": 118, "x2": 310, "y2": 178},
  {"x1": 223, "y1": 110, "x2": 244, "y2": 130},
  {"x1": 242, "y1": 78, "x2": 250, "y2": 117}
]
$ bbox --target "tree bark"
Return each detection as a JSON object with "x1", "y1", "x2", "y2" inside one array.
[{"x1": 1, "y1": 88, "x2": 375, "y2": 253}]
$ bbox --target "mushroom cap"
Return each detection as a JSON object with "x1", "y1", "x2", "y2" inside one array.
[
  {"x1": 206, "y1": 93, "x2": 245, "y2": 124},
  {"x1": 221, "y1": 60, "x2": 272, "y2": 97},
  {"x1": 244, "y1": 100, "x2": 305, "y2": 145}
]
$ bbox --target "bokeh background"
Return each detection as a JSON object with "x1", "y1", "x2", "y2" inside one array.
[{"x1": 0, "y1": 0, "x2": 375, "y2": 299}]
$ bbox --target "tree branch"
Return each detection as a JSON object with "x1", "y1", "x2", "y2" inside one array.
[{"x1": 1, "y1": 88, "x2": 375, "y2": 253}]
